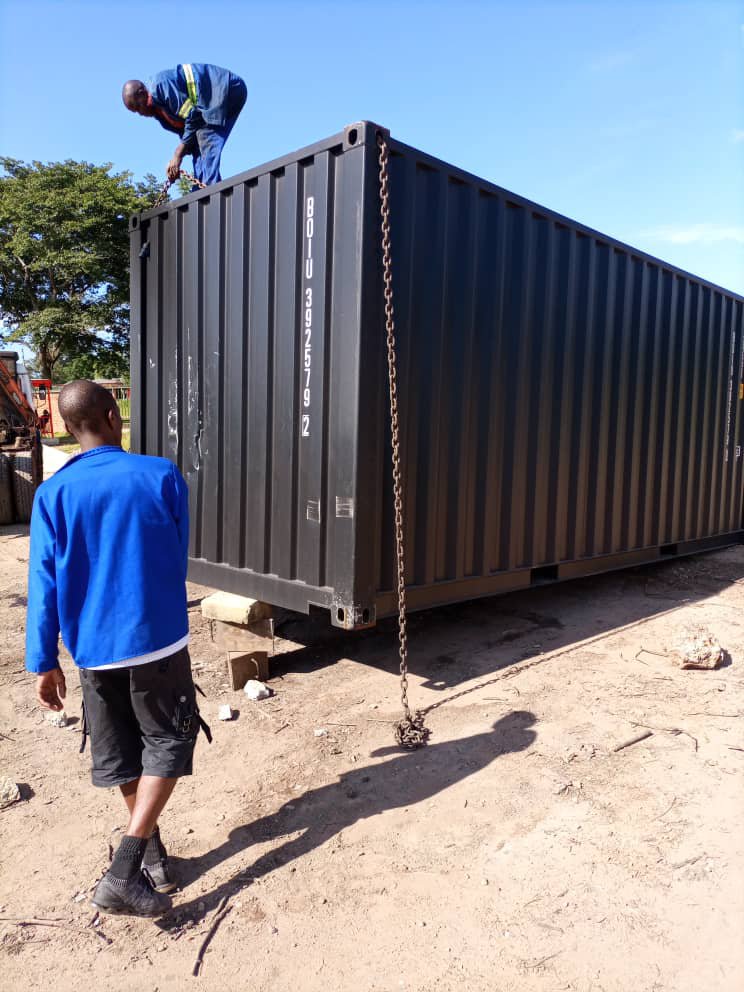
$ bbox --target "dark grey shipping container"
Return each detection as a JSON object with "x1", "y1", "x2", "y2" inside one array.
[{"x1": 130, "y1": 121, "x2": 744, "y2": 628}]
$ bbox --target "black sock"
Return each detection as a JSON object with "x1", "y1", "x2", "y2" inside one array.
[
  {"x1": 142, "y1": 826, "x2": 167, "y2": 867},
  {"x1": 109, "y1": 835, "x2": 147, "y2": 882}
]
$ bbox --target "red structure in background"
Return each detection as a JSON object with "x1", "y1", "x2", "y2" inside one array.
[{"x1": 31, "y1": 379, "x2": 54, "y2": 436}]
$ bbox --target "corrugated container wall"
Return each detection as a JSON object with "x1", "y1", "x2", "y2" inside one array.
[{"x1": 130, "y1": 122, "x2": 744, "y2": 628}]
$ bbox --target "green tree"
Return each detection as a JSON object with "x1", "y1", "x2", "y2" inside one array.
[
  {"x1": 52, "y1": 351, "x2": 131, "y2": 385},
  {"x1": 0, "y1": 158, "x2": 160, "y2": 381}
]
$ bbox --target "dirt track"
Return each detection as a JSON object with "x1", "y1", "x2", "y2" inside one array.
[{"x1": 1, "y1": 522, "x2": 743, "y2": 991}]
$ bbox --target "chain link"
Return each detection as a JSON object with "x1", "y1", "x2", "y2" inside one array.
[
  {"x1": 377, "y1": 133, "x2": 430, "y2": 749},
  {"x1": 152, "y1": 169, "x2": 208, "y2": 208}
]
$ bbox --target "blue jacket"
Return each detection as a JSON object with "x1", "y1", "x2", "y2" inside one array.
[
  {"x1": 148, "y1": 63, "x2": 243, "y2": 148},
  {"x1": 25, "y1": 447, "x2": 189, "y2": 674}
]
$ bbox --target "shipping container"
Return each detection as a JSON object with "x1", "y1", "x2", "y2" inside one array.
[{"x1": 130, "y1": 121, "x2": 744, "y2": 629}]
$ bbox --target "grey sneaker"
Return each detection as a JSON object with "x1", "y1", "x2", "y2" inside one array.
[
  {"x1": 142, "y1": 828, "x2": 177, "y2": 894},
  {"x1": 92, "y1": 870, "x2": 172, "y2": 917},
  {"x1": 142, "y1": 857, "x2": 177, "y2": 894}
]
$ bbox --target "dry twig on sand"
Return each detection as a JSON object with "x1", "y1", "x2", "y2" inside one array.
[
  {"x1": 613, "y1": 730, "x2": 654, "y2": 752},
  {"x1": 636, "y1": 647, "x2": 669, "y2": 661},
  {"x1": 0, "y1": 916, "x2": 112, "y2": 945},
  {"x1": 652, "y1": 797, "x2": 678, "y2": 820},
  {"x1": 192, "y1": 895, "x2": 232, "y2": 977},
  {"x1": 629, "y1": 721, "x2": 698, "y2": 752}
]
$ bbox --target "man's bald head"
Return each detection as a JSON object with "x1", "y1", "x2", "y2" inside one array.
[
  {"x1": 122, "y1": 79, "x2": 150, "y2": 114},
  {"x1": 59, "y1": 380, "x2": 121, "y2": 445}
]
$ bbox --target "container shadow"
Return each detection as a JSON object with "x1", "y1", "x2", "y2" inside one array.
[
  {"x1": 160, "y1": 709, "x2": 536, "y2": 926},
  {"x1": 268, "y1": 548, "x2": 744, "y2": 691},
  {"x1": 0, "y1": 523, "x2": 30, "y2": 540}
]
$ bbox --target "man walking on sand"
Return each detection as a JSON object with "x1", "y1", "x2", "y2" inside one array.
[{"x1": 25, "y1": 379, "x2": 209, "y2": 917}]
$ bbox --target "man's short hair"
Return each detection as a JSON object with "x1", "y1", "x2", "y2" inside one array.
[
  {"x1": 58, "y1": 380, "x2": 118, "y2": 432},
  {"x1": 122, "y1": 79, "x2": 147, "y2": 108}
]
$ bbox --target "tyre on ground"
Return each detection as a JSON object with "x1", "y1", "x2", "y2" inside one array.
[
  {"x1": 0, "y1": 453, "x2": 13, "y2": 524},
  {"x1": 10, "y1": 446, "x2": 42, "y2": 523}
]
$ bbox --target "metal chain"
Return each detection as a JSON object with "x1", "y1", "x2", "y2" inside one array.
[
  {"x1": 377, "y1": 132, "x2": 430, "y2": 749},
  {"x1": 152, "y1": 169, "x2": 208, "y2": 208}
]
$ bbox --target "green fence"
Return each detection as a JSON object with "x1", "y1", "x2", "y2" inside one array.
[{"x1": 110, "y1": 386, "x2": 130, "y2": 422}]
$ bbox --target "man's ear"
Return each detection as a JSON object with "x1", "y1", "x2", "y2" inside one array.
[{"x1": 62, "y1": 419, "x2": 78, "y2": 441}]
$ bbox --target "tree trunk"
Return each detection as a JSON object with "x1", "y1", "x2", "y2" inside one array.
[{"x1": 38, "y1": 347, "x2": 53, "y2": 382}]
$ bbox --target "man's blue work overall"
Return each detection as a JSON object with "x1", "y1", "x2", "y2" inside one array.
[{"x1": 148, "y1": 63, "x2": 247, "y2": 185}]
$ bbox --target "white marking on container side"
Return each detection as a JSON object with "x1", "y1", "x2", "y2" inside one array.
[
  {"x1": 336, "y1": 497, "x2": 355, "y2": 519},
  {"x1": 301, "y1": 195, "x2": 315, "y2": 438},
  {"x1": 724, "y1": 330, "x2": 735, "y2": 462},
  {"x1": 306, "y1": 499, "x2": 320, "y2": 523}
]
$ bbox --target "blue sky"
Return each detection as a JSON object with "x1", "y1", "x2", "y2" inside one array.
[{"x1": 1, "y1": 0, "x2": 743, "y2": 294}]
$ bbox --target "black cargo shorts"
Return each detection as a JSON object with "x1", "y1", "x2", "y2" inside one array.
[{"x1": 79, "y1": 647, "x2": 207, "y2": 788}]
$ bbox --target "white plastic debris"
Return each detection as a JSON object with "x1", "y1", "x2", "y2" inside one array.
[
  {"x1": 244, "y1": 680, "x2": 271, "y2": 701},
  {"x1": 46, "y1": 709, "x2": 68, "y2": 728},
  {"x1": 218, "y1": 704, "x2": 234, "y2": 721},
  {"x1": 0, "y1": 777, "x2": 21, "y2": 810},
  {"x1": 314, "y1": 728, "x2": 328, "y2": 738}
]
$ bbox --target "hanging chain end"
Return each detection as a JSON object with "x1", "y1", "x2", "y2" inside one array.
[{"x1": 394, "y1": 711, "x2": 431, "y2": 749}]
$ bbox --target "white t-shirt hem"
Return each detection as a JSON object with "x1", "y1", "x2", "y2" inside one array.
[{"x1": 85, "y1": 633, "x2": 190, "y2": 671}]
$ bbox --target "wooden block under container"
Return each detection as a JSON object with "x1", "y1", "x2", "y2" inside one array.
[
  {"x1": 226, "y1": 650, "x2": 270, "y2": 690},
  {"x1": 212, "y1": 618, "x2": 274, "y2": 653}
]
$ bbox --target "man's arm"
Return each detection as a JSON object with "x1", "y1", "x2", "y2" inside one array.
[
  {"x1": 37, "y1": 667, "x2": 66, "y2": 712},
  {"x1": 167, "y1": 141, "x2": 189, "y2": 181},
  {"x1": 147, "y1": 74, "x2": 194, "y2": 179},
  {"x1": 25, "y1": 493, "x2": 66, "y2": 710},
  {"x1": 180, "y1": 108, "x2": 203, "y2": 150},
  {"x1": 167, "y1": 119, "x2": 200, "y2": 181}
]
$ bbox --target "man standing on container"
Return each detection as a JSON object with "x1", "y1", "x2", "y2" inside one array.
[{"x1": 122, "y1": 63, "x2": 247, "y2": 186}]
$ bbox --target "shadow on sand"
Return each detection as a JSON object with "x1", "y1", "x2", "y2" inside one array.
[{"x1": 161, "y1": 710, "x2": 536, "y2": 926}]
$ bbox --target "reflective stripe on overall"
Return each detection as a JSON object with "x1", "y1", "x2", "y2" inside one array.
[{"x1": 177, "y1": 63, "x2": 198, "y2": 118}]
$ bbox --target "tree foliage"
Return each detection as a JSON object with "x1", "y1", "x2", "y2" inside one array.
[{"x1": 0, "y1": 157, "x2": 160, "y2": 381}]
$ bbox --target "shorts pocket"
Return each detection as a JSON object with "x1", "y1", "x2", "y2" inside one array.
[{"x1": 173, "y1": 691, "x2": 198, "y2": 739}]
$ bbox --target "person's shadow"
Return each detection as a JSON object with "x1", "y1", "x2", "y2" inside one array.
[{"x1": 162, "y1": 710, "x2": 536, "y2": 925}]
